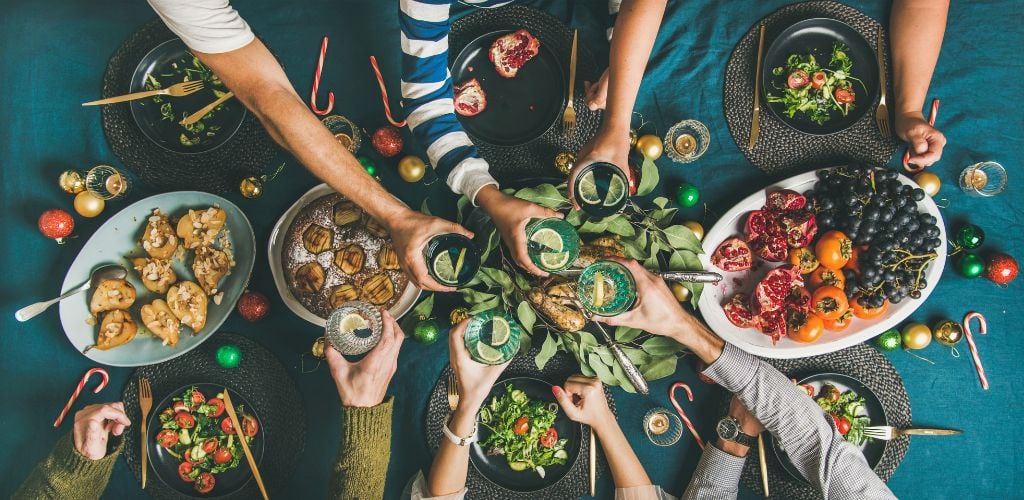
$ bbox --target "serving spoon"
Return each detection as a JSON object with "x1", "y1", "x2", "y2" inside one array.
[{"x1": 15, "y1": 264, "x2": 128, "y2": 322}]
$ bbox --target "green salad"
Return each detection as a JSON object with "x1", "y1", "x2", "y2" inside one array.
[
  {"x1": 140, "y1": 54, "x2": 229, "y2": 147},
  {"x1": 808, "y1": 383, "x2": 872, "y2": 446},
  {"x1": 478, "y1": 384, "x2": 569, "y2": 478},
  {"x1": 767, "y1": 42, "x2": 867, "y2": 125}
]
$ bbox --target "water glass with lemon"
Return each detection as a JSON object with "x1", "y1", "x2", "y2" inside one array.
[
  {"x1": 576, "y1": 260, "x2": 637, "y2": 316},
  {"x1": 525, "y1": 217, "x2": 581, "y2": 273},
  {"x1": 325, "y1": 301, "x2": 383, "y2": 356},
  {"x1": 572, "y1": 162, "x2": 629, "y2": 217},
  {"x1": 464, "y1": 309, "x2": 522, "y2": 365},
  {"x1": 424, "y1": 233, "x2": 482, "y2": 288}
]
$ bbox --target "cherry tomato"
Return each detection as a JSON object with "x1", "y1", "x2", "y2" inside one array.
[
  {"x1": 787, "y1": 70, "x2": 810, "y2": 89},
  {"x1": 189, "y1": 389, "x2": 206, "y2": 409},
  {"x1": 789, "y1": 247, "x2": 820, "y2": 274},
  {"x1": 242, "y1": 415, "x2": 259, "y2": 438},
  {"x1": 539, "y1": 427, "x2": 558, "y2": 448},
  {"x1": 221, "y1": 417, "x2": 236, "y2": 435},
  {"x1": 178, "y1": 462, "x2": 197, "y2": 483},
  {"x1": 822, "y1": 309, "x2": 854, "y2": 332},
  {"x1": 213, "y1": 447, "x2": 233, "y2": 465},
  {"x1": 205, "y1": 398, "x2": 225, "y2": 417},
  {"x1": 513, "y1": 416, "x2": 530, "y2": 435},
  {"x1": 811, "y1": 286, "x2": 849, "y2": 320},
  {"x1": 843, "y1": 245, "x2": 869, "y2": 274},
  {"x1": 850, "y1": 294, "x2": 889, "y2": 319},
  {"x1": 799, "y1": 383, "x2": 816, "y2": 397},
  {"x1": 833, "y1": 414, "x2": 852, "y2": 435},
  {"x1": 815, "y1": 231, "x2": 853, "y2": 270},
  {"x1": 194, "y1": 472, "x2": 216, "y2": 494},
  {"x1": 172, "y1": 401, "x2": 190, "y2": 413},
  {"x1": 786, "y1": 310, "x2": 824, "y2": 343},
  {"x1": 821, "y1": 384, "x2": 841, "y2": 402},
  {"x1": 201, "y1": 438, "x2": 218, "y2": 454},
  {"x1": 808, "y1": 266, "x2": 846, "y2": 290},
  {"x1": 834, "y1": 86, "x2": 856, "y2": 104},
  {"x1": 156, "y1": 429, "x2": 179, "y2": 449},
  {"x1": 811, "y1": 71, "x2": 827, "y2": 89},
  {"x1": 174, "y1": 411, "x2": 196, "y2": 429}
]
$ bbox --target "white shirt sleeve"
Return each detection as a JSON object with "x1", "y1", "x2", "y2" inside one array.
[{"x1": 146, "y1": 0, "x2": 255, "y2": 54}]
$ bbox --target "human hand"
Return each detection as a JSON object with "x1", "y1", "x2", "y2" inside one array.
[
  {"x1": 385, "y1": 210, "x2": 474, "y2": 292},
  {"x1": 569, "y1": 132, "x2": 631, "y2": 210},
  {"x1": 325, "y1": 309, "x2": 405, "y2": 407},
  {"x1": 551, "y1": 375, "x2": 615, "y2": 430},
  {"x1": 448, "y1": 319, "x2": 512, "y2": 411},
  {"x1": 590, "y1": 258, "x2": 690, "y2": 336},
  {"x1": 475, "y1": 186, "x2": 561, "y2": 277},
  {"x1": 896, "y1": 111, "x2": 947, "y2": 167},
  {"x1": 583, "y1": 68, "x2": 610, "y2": 111},
  {"x1": 73, "y1": 402, "x2": 131, "y2": 460}
]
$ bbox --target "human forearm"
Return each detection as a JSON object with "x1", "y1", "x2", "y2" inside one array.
[
  {"x1": 664, "y1": 312, "x2": 726, "y2": 366},
  {"x1": 329, "y1": 399, "x2": 394, "y2": 499},
  {"x1": 601, "y1": 0, "x2": 667, "y2": 136},
  {"x1": 426, "y1": 402, "x2": 480, "y2": 496},
  {"x1": 890, "y1": 0, "x2": 948, "y2": 116},
  {"x1": 592, "y1": 414, "x2": 651, "y2": 489},
  {"x1": 13, "y1": 433, "x2": 122, "y2": 500}
]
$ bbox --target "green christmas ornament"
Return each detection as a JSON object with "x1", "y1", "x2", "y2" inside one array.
[
  {"x1": 875, "y1": 328, "x2": 901, "y2": 352},
  {"x1": 216, "y1": 344, "x2": 243, "y2": 368},
  {"x1": 413, "y1": 319, "x2": 440, "y2": 345},
  {"x1": 357, "y1": 156, "x2": 377, "y2": 176},
  {"x1": 676, "y1": 183, "x2": 700, "y2": 208},
  {"x1": 954, "y1": 224, "x2": 985, "y2": 250},
  {"x1": 956, "y1": 252, "x2": 985, "y2": 278}
]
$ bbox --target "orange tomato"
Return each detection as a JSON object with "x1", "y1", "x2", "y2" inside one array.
[
  {"x1": 815, "y1": 231, "x2": 853, "y2": 270},
  {"x1": 811, "y1": 286, "x2": 850, "y2": 319},
  {"x1": 789, "y1": 247, "x2": 820, "y2": 274},
  {"x1": 786, "y1": 310, "x2": 824, "y2": 343},
  {"x1": 822, "y1": 310, "x2": 854, "y2": 331},
  {"x1": 808, "y1": 266, "x2": 846, "y2": 290},
  {"x1": 843, "y1": 245, "x2": 869, "y2": 274},
  {"x1": 850, "y1": 294, "x2": 889, "y2": 319}
]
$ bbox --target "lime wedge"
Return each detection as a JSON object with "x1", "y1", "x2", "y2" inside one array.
[
  {"x1": 338, "y1": 313, "x2": 368, "y2": 334},
  {"x1": 540, "y1": 251, "x2": 571, "y2": 270},
  {"x1": 453, "y1": 247, "x2": 467, "y2": 279},
  {"x1": 577, "y1": 171, "x2": 601, "y2": 205},
  {"x1": 529, "y1": 227, "x2": 564, "y2": 252},
  {"x1": 475, "y1": 342, "x2": 505, "y2": 363},
  {"x1": 490, "y1": 316, "x2": 511, "y2": 346},
  {"x1": 593, "y1": 271, "x2": 605, "y2": 308},
  {"x1": 603, "y1": 174, "x2": 627, "y2": 207},
  {"x1": 432, "y1": 250, "x2": 457, "y2": 284}
]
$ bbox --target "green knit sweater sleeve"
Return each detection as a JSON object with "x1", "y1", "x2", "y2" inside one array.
[
  {"x1": 328, "y1": 397, "x2": 394, "y2": 500},
  {"x1": 12, "y1": 432, "x2": 123, "y2": 500}
]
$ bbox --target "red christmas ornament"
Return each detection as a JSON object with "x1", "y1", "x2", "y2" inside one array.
[
  {"x1": 38, "y1": 209, "x2": 75, "y2": 244},
  {"x1": 628, "y1": 162, "x2": 641, "y2": 195},
  {"x1": 237, "y1": 290, "x2": 270, "y2": 322},
  {"x1": 372, "y1": 126, "x2": 403, "y2": 158},
  {"x1": 984, "y1": 253, "x2": 1019, "y2": 285},
  {"x1": 694, "y1": 359, "x2": 716, "y2": 385}
]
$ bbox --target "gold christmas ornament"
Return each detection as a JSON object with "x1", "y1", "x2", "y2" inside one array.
[
  {"x1": 670, "y1": 282, "x2": 691, "y2": 302},
  {"x1": 901, "y1": 322, "x2": 932, "y2": 350},
  {"x1": 73, "y1": 191, "x2": 105, "y2": 218},
  {"x1": 682, "y1": 221, "x2": 704, "y2": 241},
  {"x1": 449, "y1": 307, "x2": 470, "y2": 325},
  {"x1": 635, "y1": 134, "x2": 663, "y2": 160},
  {"x1": 932, "y1": 319, "x2": 964, "y2": 347},
  {"x1": 913, "y1": 171, "x2": 941, "y2": 197},
  {"x1": 554, "y1": 152, "x2": 576, "y2": 175},
  {"x1": 311, "y1": 336, "x2": 326, "y2": 359},
  {"x1": 628, "y1": 129, "x2": 639, "y2": 148},
  {"x1": 59, "y1": 170, "x2": 86, "y2": 194},
  {"x1": 398, "y1": 155, "x2": 427, "y2": 183},
  {"x1": 240, "y1": 176, "x2": 264, "y2": 199}
]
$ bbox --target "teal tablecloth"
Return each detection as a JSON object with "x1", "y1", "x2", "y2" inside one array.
[{"x1": 1, "y1": 1, "x2": 1021, "y2": 498}]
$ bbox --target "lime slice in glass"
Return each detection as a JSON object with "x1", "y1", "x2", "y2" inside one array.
[
  {"x1": 338, "y1": 313, "x2": 368, "y2": 334},
  {"x1": 529, "y1": 227, "x2": 564, "y2": 252},
  {"x1": 432, "y1": 250, "x2": 457, "y2": 284},
  {"x1": 476, "y1": 342, "x2": 505, "y2": 363},
  {"x1": 453, "y1": 247, "x2": 467, "y2": 278},
  {"x1": 593, "y1": 271, "x2": 605, "y2": 308},
  {"x1": 577, "y1": 171, "x2": 601, "y2": 205},
  {"x1": 489, "y1": 316, "x2": 511, "y2": 346},
  {"x1": 603, "y1": 174, "x2": 627, "y2": 207},
  {"x1": 540, "y1": 251, "x2": 571, "y2": 270}
]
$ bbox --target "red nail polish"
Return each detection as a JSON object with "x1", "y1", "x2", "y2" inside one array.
[{"x1": 552, "y1": 386, "x2": 561, "y2": 396}]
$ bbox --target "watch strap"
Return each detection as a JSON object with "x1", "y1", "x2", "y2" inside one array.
[
  {"x1": 733, "y1": 430, "x2": 757, "y2": 448},
  {"x1": 442, "y1": 417, "x2": 478, "y2": 447}
]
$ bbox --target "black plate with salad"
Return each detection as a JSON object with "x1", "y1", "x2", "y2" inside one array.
[
  {"x1": 129, "y1": 39, "x2": 246, "y2": 155},
  {"x1": 770, "y1": 373, "x2": 886, "y2": 483},
  {"x1": 471, "y1": 377, "x2": 582, "y2": 492},
  {"x1": 148, "y1": 383, "x2": 263, "y2": 497},
  {"x1": 761, "y1": 18, "x2": 879, "y2": 135}
]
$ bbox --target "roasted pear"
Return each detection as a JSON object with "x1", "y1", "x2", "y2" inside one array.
[
  {"x1": 328, "y1": 284, "x2": 360, "y2": 308},
  {"x1": 193, "y1": 246, "x2": 231, "y2": 295},
  {"x1": 302, "y1": 224, "x2": 333, "y2": 254},
  {"x1": 333, "y1": 200, "x2": 362, "y2": 227},
  {"x1": 140, "y1": 299, "x2": 181, "y2": 346},
  {"x1": 89, "y1": 279, "x2": 137, "y2": 315},
  {"x1": 334, "y1": 244, "x2": 365, "y2": 275},
  {"x1": 166, "y1": 281, "x2": 208, "y2": 332},
  {"x1": 176, "y1": 206, "x2": 227, "y2": 249},
  {"x1": 92, "y1": 310, "x2": 138, "y2": 351},
  {"x1": 361, "y1": 213, "x2": 389, "y2": 238},
  {"x1": 360, "y1": 272, "x2": 395, "y2": 305},
  {"x1": 132, "y1": 258, "x2": 177, "y2": 294},
  {"x1": 141, "y1": 209, "x2": 179, "y2": 259},
  {"x1": 294, "y1": 262, "x2": 326, "y2": 294},
  {"x1": 377, "y1": 243, "x2": 399, "y2": 270}
]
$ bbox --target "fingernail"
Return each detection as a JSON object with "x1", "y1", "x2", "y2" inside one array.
[{"x1": 552, "y1": 386, "x2": 562, "y2": 397}]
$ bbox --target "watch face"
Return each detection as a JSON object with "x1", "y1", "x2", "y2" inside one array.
[{"x1": 717, "y1": 417, "x2": 739, "y2": 440}]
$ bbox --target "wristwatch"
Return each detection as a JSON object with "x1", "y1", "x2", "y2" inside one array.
[
  {"x1": 716, "y1": 416, "x2": 756, "y2": 448},
  {"x1": 442, "y1": 417, "x2": 478, "y2": 447}
]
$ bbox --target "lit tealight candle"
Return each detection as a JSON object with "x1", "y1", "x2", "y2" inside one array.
[
  {"x1": 647, "y1": 411, "x2": 670, "y2": 435},
  {"x1": 965, "y1": 169, "x2": 988, "y2": 190},
  {"x1": 673, "y1": 134, "x2": 697, "y2": 155},
  {"x1": 105, "y1": 172, "x2": 126, "y2": 196},
  {"x1": 334, "y1": 133, "x2": 354, "y2": 150}
]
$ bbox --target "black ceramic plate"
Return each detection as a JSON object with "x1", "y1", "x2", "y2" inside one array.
[
  {"x1": 147, "y1": 383, "x2": 264, "y2": 498},
  {"x1": 769, "y1": 373, "x2": 887, "y2": 483},
  {"x1": 761, "y1": 18, "x2": 879, "y2": 135},
  {"x1": 470, "y1": 376, "x2": 583, "y2": 492},
  {"x1": 129, "y1": 39, "x2": 246, "y2": 155},
  {"x1": 451, "y1": 30, "x2": 566, "y2": 146}
]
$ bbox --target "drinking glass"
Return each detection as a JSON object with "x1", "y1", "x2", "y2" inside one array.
[
  {"x1": 572, "y1": 162, "x2": 629, "y2": 217},
  {"x1": 325, "y1": 301, "x2": 382, "y2": 356},
  {"x1": 525, "y1": 217, "x2": 581, "y2": 273},
  {"x1": 464, "y1": 309, "x2": 522, "y2": 365},
  {"x1": 576, "y1": 260, "x2": 637, "y2": 316},
  {"x1": 424, "y1": 233, "x2": 481, "y2": 287}
]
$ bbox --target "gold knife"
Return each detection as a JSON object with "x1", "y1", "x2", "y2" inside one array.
[
  {"x1": 757, "y1": 434, "x2": 769, "y2": 498},
  {"x1": 589, "y1": 427, "x2": 596, "y2": 496},
  {"x1": 749, "y1": 24, "x2": 766, "y2": 150},
  {"x1": 222, "y1": 389, "x2": 269, "y2": 500},
  {"x1": 901, "y1": 428, "x2": 962, "y2": 436},
  {"x1": 180, "y1": 91, "x2": 235, "y2": 126}
]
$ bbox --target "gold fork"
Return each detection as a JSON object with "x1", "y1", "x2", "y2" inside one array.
[
  {"x1": 562, "y1": 30, "x2": 579, "y2": 138},
  {"x1": 82, "y1": 80, "x2": 205, "y2": 106},
  {"x1": 138, "y1": 377, "x2": 153, "y2": 489},
  {"x1": 446, "y1": 369, "x2": 460, "y2": 412},
  {"x1": 874, "y1": 29, "x2": 891, "y2": 138}
]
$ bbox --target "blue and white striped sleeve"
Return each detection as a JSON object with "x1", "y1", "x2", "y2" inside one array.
[{"x1": 399, "y1": 0, "x2": 498, "y2": 205}]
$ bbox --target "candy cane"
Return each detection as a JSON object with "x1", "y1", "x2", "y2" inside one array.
[
  {"x1": 309, "y1": 36, "x2": 334, "y2": 116},
  {"x1": 963, "y1": 311, "x2": 989, "y2": 390},
  {"x1": 903, "y1": 99, "x2": 940, "y2": 173},
  {"x1": 369, "y1": 56, "x2": 407, "y2": 128},
  {"x1": 669, "y1": 382, "x2": 705, "y2": 450},
  {"x1": 53, "y1": 368, "x2": 109, "y2": 427}
]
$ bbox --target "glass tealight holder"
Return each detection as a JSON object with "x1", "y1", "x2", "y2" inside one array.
[
  {"x1": 959, "y1": 161, "x2": 1007, "y2": 197},
  {"x1": 325, "y1": 301, "x2": 382, "y2": 356},
  {"x1": 85, "y1": 165, "x2": 130, "y2": 200},
  {"x1": 322, "y1": 114, "x2": 362, "y2": 154},
  {"x1": 664, "y1": 119, "x2": 710, "y2": 164},
  {"x1": 643, "y1": 408, "x2": 683, "y2": 446}
]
